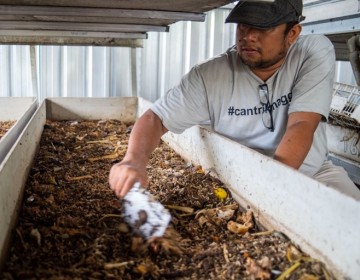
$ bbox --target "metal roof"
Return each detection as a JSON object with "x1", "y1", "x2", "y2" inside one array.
[{"x1": 0, "y1": 0, "x2": 234, "y2": 46}]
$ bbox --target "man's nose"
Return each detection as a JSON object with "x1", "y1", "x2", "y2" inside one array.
[{"x1": 238, "y1": 24, "x2": 259, "y2": 40}]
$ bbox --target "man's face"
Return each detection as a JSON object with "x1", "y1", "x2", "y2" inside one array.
[{"x1": 236, "y1": 23, "x2": 290, "y2": 70}]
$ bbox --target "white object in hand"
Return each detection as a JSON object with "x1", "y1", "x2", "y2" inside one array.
[{"x1": 122, "y1": 182, "x2": 171, "y2": 239}]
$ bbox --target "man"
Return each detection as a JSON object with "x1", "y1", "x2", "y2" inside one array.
[{"x1": 109, "y1": 0, "x2": 360, "y2": 200}]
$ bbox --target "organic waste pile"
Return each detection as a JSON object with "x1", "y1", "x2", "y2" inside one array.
[
  {"x1": 0, "y1": 121, "x2": 16, "y2": 140},
  {"x1": 1, "y1": 120, "x2": 336, "y2": 280}
]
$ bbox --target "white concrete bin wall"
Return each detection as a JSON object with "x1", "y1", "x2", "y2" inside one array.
[
  {"x1": 0, "y1": 97, "x2": 359, "y2": 279},
  {"x1": 0, "y1": 97, "x2": 38, "y2": 164}
]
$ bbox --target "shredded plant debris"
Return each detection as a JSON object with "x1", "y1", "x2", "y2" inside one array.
[
  {"x1": 1, "y1": 119, "x2": 336, "y2": 279},
  {"x1": 0, "y1": 121, "x2": 16, "y2": 140}
]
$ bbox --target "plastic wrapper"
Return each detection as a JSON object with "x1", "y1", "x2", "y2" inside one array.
[{"x1": 122, "y1": 182, "x2": 171, "y2": 239}]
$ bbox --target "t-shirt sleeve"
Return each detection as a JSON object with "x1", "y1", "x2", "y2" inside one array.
[
  {"x1": 151, "y1": 66, "x2": 211, "y2": 134},
  {"x1": 288, "y1": 35, "x2": 336, "y2": 121}
]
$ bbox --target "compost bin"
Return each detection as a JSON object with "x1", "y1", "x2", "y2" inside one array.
[
  {"x1": 0, "y1": 97, "x2": 37, "y2": 164},
  {"x1": 0, "y1": 97, "x2": 359, "y2": 279}
]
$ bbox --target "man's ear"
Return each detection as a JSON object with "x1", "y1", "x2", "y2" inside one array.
[{"x1": 288, "y1": 24, "x2": 302, "y2": 45}]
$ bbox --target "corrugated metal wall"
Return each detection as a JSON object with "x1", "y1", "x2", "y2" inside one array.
[
  {"x1": 139, "y1": 7, "x2": 235, "y2": 102},
  {"x1": 0, "y1": 5, "x2": 357, "y2": 101},
  {"x1": 36, "y1": 46, "x2": 135, "y2": 99},
  {"x1": 0, "y1": 45, "x2": 33, "y2": 97}
]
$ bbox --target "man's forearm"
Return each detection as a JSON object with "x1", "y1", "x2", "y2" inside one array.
[
  {"x1": 274, "y1": 122, "x2": 314, "y2": 169},
  {"x1": 124, "y1": 109, "x2": 168, "y2": 164},
  {"x1": 274, "y1": 112, "x2": 321, "y2": 169}
]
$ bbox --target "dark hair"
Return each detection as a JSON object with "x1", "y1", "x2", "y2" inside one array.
[{"x1": 284, "y1": 22, "x2": 298, "y2": 35}]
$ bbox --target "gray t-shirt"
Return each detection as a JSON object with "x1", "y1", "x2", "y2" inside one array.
[{"x1": 151, "y1": 34, "x2": 336, "y2": 176}]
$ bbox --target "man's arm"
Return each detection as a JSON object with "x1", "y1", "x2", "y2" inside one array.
[
  {"x1": 109, "y1": 109, "x2": 168, "y2": 198},
  {"x1": 274, "y1": 111, "x2": 322, "y2": 169}
]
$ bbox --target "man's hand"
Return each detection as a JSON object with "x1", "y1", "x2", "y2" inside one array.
[
  {"x1": 109, "y1": 159, "x2": 148, "y2": 198},
  {"x1": 108, "y1": 109, "x2": 168, "y2": 198}
]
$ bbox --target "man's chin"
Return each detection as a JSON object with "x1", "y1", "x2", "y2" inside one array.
[{"x1": 240, "y1": 57, "x2": 260, "y2": 68}]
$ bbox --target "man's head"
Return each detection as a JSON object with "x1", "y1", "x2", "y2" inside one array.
[
  {"x1": 226, "y1": 0, "x2": 305, "y2": 29},
  {"x1": 229, "y1": 0, "x2": 304, "y2": 79}
]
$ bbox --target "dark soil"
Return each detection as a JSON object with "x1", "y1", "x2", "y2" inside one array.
[{"x1": 1, "y1": 120, "x2": 336, "y2": 280}]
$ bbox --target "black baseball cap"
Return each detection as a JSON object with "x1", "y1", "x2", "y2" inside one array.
[{"x1": 225, "y1": 0, "x2": 305, "y2": 29}]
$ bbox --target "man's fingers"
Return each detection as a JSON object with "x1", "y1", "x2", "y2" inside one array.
[
  {"x1": 119, "y1": 177, "x2": 149, "y2": 198},
  {"x1": 108, "y1": 162, "x2": 147, "y2": 198}
]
